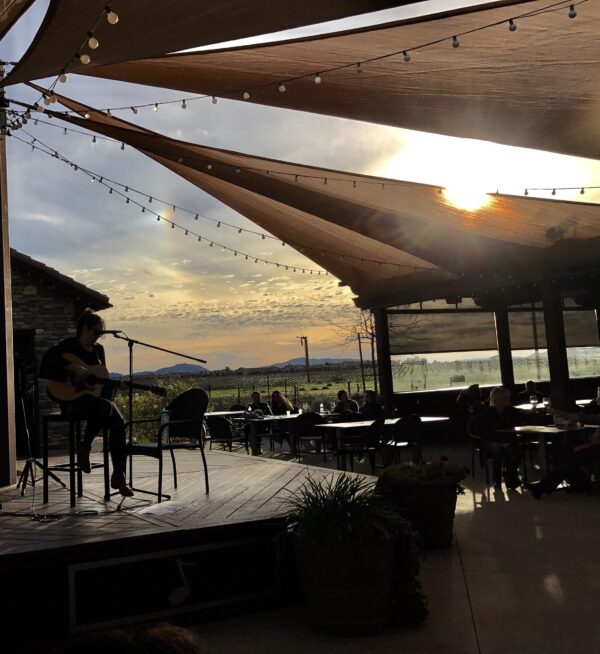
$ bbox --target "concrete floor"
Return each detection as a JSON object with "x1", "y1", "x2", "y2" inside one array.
[{"x1": 191, "y1": 444, "x2": 600, "y2": 654}]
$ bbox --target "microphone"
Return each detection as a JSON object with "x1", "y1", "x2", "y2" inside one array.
[{"x1": 95, "y1": 329, "x2": 123, "y2": 335}]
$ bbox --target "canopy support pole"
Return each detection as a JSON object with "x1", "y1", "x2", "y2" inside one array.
[
  {"x1": 541, "y1": 282, "x2": 571, "y2": 409},
  {"x1": 494, "y1": 307, "x2": 514, "y2": 391},
  {"x1": 0, "y1": 69, "x2": 16, "y2": 488},
  {"x1": 373, "y1": 309, "x2": 393, "y2": 413}
]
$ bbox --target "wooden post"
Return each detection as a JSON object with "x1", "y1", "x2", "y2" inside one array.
[
  {"x1": 0, "y1": 69, "x2": 16, "y2": 487},
  {"x1": 494, "y1": 307, "x2": 514, "y2": 391},
  {"x1": 541, "y1": 282, "x2": 571, "y2": 408},
  {"x1": 373, "y1": 308, "x2": 394, "y2": 412}
]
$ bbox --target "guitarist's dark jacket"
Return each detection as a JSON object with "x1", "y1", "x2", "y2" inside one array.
[{"x1": 40, "y1": 338, "x2": 109, "y2": 405}]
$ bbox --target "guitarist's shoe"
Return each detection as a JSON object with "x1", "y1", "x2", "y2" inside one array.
[
  {"x1": 77, "y1": 445, "x2": 91, "y2": 473},
  {"x1": 111, "y1": 472, "x2": 134, "y2": 497}
]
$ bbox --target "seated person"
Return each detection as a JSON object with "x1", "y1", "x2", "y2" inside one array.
[
  {"x1": 271, "y1": 390, "x2": 295, "y2": 415},
  {"x1": 360, "y1": 389, "x2": 385, "y2": 420},
  {"x1": 516, "y1": 380, "x2": 543, "y2": 404},
  {"x1": 456, "y1": 384, "x2": 483, "y2": 415},
  {"x1": 247, "y1": 390, "x2": 272, "y2": 415},
  {"x1": 333, "y1": 389, "x2": 359, "y2": 414},
  {"x1": 581, "y1": 386, "x2": 600, "y2": 415},
  {"x1": 270, "y1": 390, "x2": 295, "y2": 447},
  {"x1": 476, "y1": 386, "x2": 523, "y2": 490},
  {"x1": 528, "y1": 408, "x2": 600, "y2": 497}
]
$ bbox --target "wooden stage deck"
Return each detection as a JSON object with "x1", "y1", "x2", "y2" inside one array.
[{"x1": 0, "y1": 449, "x2": 355, "y2": 648}]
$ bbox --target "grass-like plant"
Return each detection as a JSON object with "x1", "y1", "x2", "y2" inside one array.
[{"x1": 286, "y1": 473, "x2": 403, "y2": 546}]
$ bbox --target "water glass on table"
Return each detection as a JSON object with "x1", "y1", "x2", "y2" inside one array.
[{"x1": 530, "y1": 395, "x2": 539, "y2": 409}]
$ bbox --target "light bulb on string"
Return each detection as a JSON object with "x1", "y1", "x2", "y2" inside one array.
[
  {"x1": 106, "y1": 8, "x2": 119, "y2": 24},
  {"x1": 403, "y1": 50, "x2": 411, "y2": 62},
  {"x1": 314, "y1": 73, "x2": 322, "y2": 84},
  {"x1": 84, "y1": 111, "x2": 90, "y2": 119},
  {"x1": 58, "y1": 72, "x2": 67, "y2": 83},
  {"x1": 278, "y1": 83, "x2": 286, "y2": 93},
  {"x1": 452, "y1": 36, "x2": 460, "y2": 48},
  {"x1": 580, "y1": 188, "x2": 585, "y2": 195},
  {"x1": 156, "y1": 216, "x2": 160, "y2": 221},
  {"x1": 243, "y1": 90, "x2": 250, "y2": 100},
  {"x1": 148, "y1": 196, "x2": 152, "y2": 202},
  {"x1": 181, "y1": 99, "x2": 187, "y2": 109},
  {"x1": 63, "y1": 128, "x2": 67, "y2": 135},
  {"x1": 107, "y1": 109, "x2": 111, "y2": 116},
  {"x1": 524, "y1": 189, "x2": 529, "y2": 195},
  {"x1": 88, "y1": 33, "x2": 99, "y2": 49},
  {"x1": 552, "y1": 188, "x2": 556, "y2": 195},
  {"x1": 568, "y1": 4, "x2": 577, "y2": 18},
  {"x1": 92, "y1": 135, "x2": 96, "y2": 143},
  {"x1": 131, "y1": 107, "x2": 137, "y2": 114},
  {"x1": 79, "y1": 53, "x2": 91, "y2": 65},
  {"x1": 171, "y1": 223, "x2": 175, "y2": 229},
  {"x1": 194, "y1": 214, "x2": 198, "y2": 220},
  {"x1": 356, "y1": 62, "x2": 363, "y2": 73},
  {"x1": 212, "y1": 96, "x2": 217, "y2": 104},
  {"x1": 120, "y1": 142, "x2": 125, "y2": 150},
  {"x1": 153, "y1": 103, "x2": 159, "y2": 112},
  {"x1": 508, "y1": 19, "x2": 517, "y2": 31}
]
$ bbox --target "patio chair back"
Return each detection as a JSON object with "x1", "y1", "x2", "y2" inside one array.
[{"x1": 167, "y1": 387, "x2": 208, "y2": 440}]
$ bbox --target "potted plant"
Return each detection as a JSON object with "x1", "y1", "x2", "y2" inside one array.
[
  {"x1": 287, "y1": 474, "x2": 427, "y2": 635},
  {"x1": 376, "y1": 459, "x2": 468, "y2": 549}
]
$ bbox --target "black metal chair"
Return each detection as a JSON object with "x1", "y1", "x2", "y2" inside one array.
[
  {"x1": 467, "y1": 415, "x2": 491, "y2": 485},
  {"x1": 127, "y1": 388, "x2": 209, "y2": 502},
  {"x1": 389, "y1": 414, "x2": 423, "y2": 464},
  {"x1": 206, "y1": 414, "x2": 249, "y2": 453},
  {"x1": 289, "y1": 412, "x2": 326, "y2": 461},
  {"x1": 338, "y1": 416, "x2": 387, "y2": 474}
]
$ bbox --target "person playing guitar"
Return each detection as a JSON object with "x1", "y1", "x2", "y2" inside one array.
[{"x1": 40, "y1": 309, "x2": 134, "y2": 497}]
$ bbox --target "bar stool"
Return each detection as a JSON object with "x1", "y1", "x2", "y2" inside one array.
[{"x1": 42, "y1": 413, "x2": 110, "y2": 507}]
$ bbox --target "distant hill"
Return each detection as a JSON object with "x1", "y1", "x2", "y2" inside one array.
[
  {"x1": 154, "y1": 363, "x2": 208, "y2": 375},
  {"x1": 268, "y1": 357, "x2": 359, "y2": 368}
]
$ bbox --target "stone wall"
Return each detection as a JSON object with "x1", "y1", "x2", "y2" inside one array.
[{"x1": 12, "y1": 263, "x2": 82, "y2": 452}]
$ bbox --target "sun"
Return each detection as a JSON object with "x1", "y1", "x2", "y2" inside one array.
[{"x1": 442, "y1": 185, "x2": 492, "y2": 212}]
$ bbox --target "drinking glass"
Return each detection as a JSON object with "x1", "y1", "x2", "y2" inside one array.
[
  {"x1": 542, "y1": 397, "x2": 550, "y2": 409},
  {"x1": 530, "y1": 395, "x2": 539, "y2": 409}
]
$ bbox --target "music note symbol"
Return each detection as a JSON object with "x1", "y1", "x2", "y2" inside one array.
[{"x1": 168, "y1": 558, "x2": 197, "y2": 605}]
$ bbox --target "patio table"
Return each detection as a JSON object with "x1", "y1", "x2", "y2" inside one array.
[{"x1": 496, "y1": 424, "x2": 593, "y2": 474}]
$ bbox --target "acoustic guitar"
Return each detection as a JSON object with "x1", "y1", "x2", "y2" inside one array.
[{"x1": 46, "y1": 353, "x2": 166, "y2": 402}]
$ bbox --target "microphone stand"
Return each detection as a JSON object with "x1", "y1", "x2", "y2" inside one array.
[{"x1": 111, "y1": 332, "x2": 207, "y2": 500}]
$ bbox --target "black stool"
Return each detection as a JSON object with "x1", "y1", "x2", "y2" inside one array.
[{"x1": 42, "y1": 413, "x2": 110, "y2": 507}]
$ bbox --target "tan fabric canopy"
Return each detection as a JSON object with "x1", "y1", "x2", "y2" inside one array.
[
  {"x1": 37, "y1": 86, "x2": 600, "y2": 309},
  {"x1": 0, "y1": 0, "x2": 34, "y2": 40},
  {"x1": 79, "y1": 0, "x2": 600, "y2": 160},
  {"x1": 3, "y1": 0, "x2": 412, "y2": 86}
]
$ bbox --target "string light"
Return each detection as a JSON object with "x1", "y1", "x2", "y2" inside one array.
[
  {"x1": 131, "y1": 107, "x2": 138, "y2": 114},
  {"x1": 181, "y1": 99, "x2": 187, "y2": 109},
  {"x1": 79, "y1": 53, "x2": 91, "y2": 65},
  {"x1": 153, "y1": 103, "x2": 159, "y2": 112},
  {"x1": 451, "y1": 36, "x2": 460, "y2": 48},
  {"x1": 356, "y1": 62, "x2": 363, "y2": 73},
  {"x1": 278, "y1": 83, "x2": 286, "y2": 93},
  {"x1": 403, "y1": 50, "x2": 411, "y2": 62},
  {"x1": 314, "y1": 73, "x2": 322, "y2": 84},
  {"x1": 212, "y1": 96, "x2": 217, "y2": 104},
  {"x1": 120, "y1": 142, "x2": 125, "y2": 150},
  {"x1": 106, "y1": 7, "x2": 119, "y2": 24},
  {"x1": 58, "y1": 73, "x2": 67, "y2": 83},
  {"x1": 243, "y1": 90, "x2": 250, "y2": 100},
  {"x1": 568, "y1": 4, "x2": 577, "y2": 18},
  {"x1": 508, "y1": 19, "x2": 517, "y2": 31},
  {"x1": 88, "y1": 33, "x2": 99, "y2": 49}
]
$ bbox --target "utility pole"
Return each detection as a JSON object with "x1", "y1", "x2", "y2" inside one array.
[
  {"x1": 357, "y1": 333, "x2": 366, "y2": 393},
  {"x1": 296, "y1": 336, "x2": 310, "y2": 382}
]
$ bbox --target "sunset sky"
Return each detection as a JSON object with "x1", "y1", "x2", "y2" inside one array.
[{"x1": 3, "y1": 1, "x2": 600, "y2": 373}]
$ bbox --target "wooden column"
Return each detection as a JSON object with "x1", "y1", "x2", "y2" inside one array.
[
  {"x1": 372, "y1": 308, "x2": 394, "y2": 412},
  {"x1": 494, "y1": 307, "x2": 514, "y2": 390},
  {"x1": 0, "y1": 78, "x2": 16, "y2": 487},
  {"x1": 541, "y1": 282, "x2": 571, "y2": 409}
]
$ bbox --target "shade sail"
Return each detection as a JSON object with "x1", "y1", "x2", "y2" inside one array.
[
  {"x1": 36, "y1": 87, "x2": 600, "y2": 309},
  {"x1": 3, "y1": 0, "x2": 413, "y2": 86},
  {"x1": 80, "y1": 0, "x2": 600, "y2": 160},
  {"x1": 0, "y1": 0, "x2": 34, "y2": 40}
]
